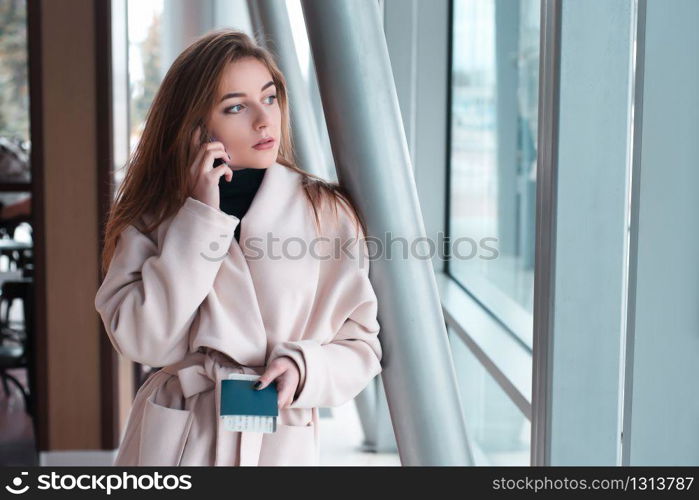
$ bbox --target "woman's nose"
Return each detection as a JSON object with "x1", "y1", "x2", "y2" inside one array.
[{"x1": 252, "y1": 105, "x2": 271, "y2": 129}]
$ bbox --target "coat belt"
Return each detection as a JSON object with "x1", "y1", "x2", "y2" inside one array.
[{"x1": 161, "y1": 348, "x2": 267, "y2": 466}]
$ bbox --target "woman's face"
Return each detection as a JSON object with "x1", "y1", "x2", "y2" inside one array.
[{"x1": 205, "y1": 57, "x2": 281, "y2": 170}]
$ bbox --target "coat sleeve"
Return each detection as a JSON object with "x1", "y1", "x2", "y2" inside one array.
[
  {"x1": 94, "y1": 197, "x2": 239, "y2": 368},
  {"x1": 267, "y1": 206, "x2": 383, "y2": 408}
]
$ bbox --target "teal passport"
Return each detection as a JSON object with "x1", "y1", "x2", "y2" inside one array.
[{"x1": 220, "y1": 374, "x2": 278, "y2": 433}]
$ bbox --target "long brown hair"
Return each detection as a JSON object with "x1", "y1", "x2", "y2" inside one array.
[{"x1": 100, "y1": 28, "x2": 365, "y2": 278}]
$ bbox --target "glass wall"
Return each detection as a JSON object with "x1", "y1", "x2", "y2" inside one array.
[
  {"x1": 448, "y1": 0, "x2": 540, "y2": 347},
  {"x1": 0, "y1": 0, "x2": 32, "y2": 247},
  {"x1": 115, "y1": 0, "x2": 164, "y2": 191},
  {"x1": 128, "y1": 0, "x2": 163, "y2": 155},
  {"x1": 448, "y1": 326, "x2": 530, "y2": 465},
  {"x1": 0, "y1": 0, "x2": 30, "y2": 147}
]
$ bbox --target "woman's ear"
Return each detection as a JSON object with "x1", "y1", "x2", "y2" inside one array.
[
  {"x1": 196, "y1": 120, "x2": 213, "y2": 143},
  {"x1": 202, "y1": 128, "x2": 217, "y2": 143}
]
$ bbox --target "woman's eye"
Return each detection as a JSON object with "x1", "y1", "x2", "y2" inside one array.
[
  {"x1": 225, "y1": 95, "x2": 276, "y2": 115},
  {"x1": 225, "y1": 104, "x2": 244, "y2": 114}
]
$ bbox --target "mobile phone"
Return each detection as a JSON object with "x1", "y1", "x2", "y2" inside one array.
[{"x1": 207, "y1": 134, "x2": 227, "y2": 168}]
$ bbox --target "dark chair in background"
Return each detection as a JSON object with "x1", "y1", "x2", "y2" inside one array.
[
  {"x1": 0, "y1": 278, "x2": 34, "y2": 417},
  {"x1": 0, "y1": 216, "x2": 32, "y2": 271}
]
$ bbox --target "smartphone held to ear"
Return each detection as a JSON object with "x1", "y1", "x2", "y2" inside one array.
[{"x1": 207, "y1": 134, "x2": 227, "y2": 168}]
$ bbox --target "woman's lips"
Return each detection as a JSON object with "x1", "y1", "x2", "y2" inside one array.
[{"x1": 252, "y1": 137, "x2": 275, "y2": 150}]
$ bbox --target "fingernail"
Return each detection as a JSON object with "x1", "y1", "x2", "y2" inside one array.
[{"x1": 254, "y1": 381, "x2": 262, "y2": 389}]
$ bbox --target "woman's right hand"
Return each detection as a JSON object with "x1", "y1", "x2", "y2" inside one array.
[{"x1": 188, "y1": 127, "x2": 233, "y2": 210}]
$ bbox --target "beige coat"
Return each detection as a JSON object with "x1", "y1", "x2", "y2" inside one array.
[{"x1": 94, "y1": 161, "x2": 383, "y2": 466}]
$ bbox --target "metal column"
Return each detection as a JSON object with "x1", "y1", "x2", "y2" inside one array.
[
  {"x1": 301, "y1": 0, "x2": 473, "y2": 465},
  {"x1": 247, "y1": 0, "x2": 330, "y2": 178}
]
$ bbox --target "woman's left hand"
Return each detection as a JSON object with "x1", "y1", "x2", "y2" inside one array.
[{"x1": 255, "y1": 356, "x2": 301, "y2": 409}]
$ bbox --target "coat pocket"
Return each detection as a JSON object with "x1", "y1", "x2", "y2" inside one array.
[
  {"x1": 258, "y1": 421, "x2": 318, "y2": 466},
  {"x1": 138, "y1": 391, "x2": 194, "y2": 466}
]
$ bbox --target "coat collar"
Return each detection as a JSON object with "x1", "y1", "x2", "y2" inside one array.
[
  {"x1": 237, "y1": 160, "x2": 300, "y2": 246},
  {"x1": 139, "y1": 161, "x2": 302, "y2": 257}
]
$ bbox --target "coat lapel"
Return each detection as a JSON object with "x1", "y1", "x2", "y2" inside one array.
[
  {"x1": 236, "y1": 162, "x2": 320, "y2": 348},
  {"x1": 208, "y1": 161, "x2": 304, "y2": 367},
  {"x1": 238, "y1": 161, "x2": 297, "y2": 252}
]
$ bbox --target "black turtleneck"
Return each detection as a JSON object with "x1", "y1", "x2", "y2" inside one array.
[{"x1": 218, "y1": 167, "x2": 266, "y2": 242}]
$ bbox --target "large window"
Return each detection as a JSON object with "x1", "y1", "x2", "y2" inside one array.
[
  {"x1": 448, "y1": 326, "x2": 530, "y2": 465},
  {"x1": 128, "y1": 0, "x2": 163, "y2": 154},
  {"x1": 0, "y1": 0, "x2": 32, "y2": 246},
  {"x1": 111, "y1": 0, "x2": 164, "y2": 192},
  {"x1": 0, "y1": 0, "x2": 29, "y2": 147},
  {"x1": 448, "y1": 0, "x2": 540, "y2": 347}
]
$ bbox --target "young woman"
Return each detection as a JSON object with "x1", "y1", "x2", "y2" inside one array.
[{"x1": 95, "y1": 29, "x2": 383, "y2": 466}]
